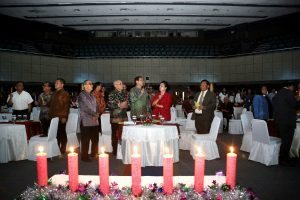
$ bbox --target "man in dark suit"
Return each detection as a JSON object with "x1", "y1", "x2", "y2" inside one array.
[
  {"x1": 192, "y1": 80, "x2": 216, "y2": 134},
  {"x1": 273, "y1": 82, "x2": 297, "y2": 166}
]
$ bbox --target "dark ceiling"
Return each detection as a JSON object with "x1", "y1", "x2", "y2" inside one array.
[{"x1": 0, "y1": 0, "x2": 299, "y2": 32}]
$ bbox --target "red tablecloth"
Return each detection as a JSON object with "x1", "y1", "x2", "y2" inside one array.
[{"x1": 0, "y1": 121, "x2": 42, "y2": 140}]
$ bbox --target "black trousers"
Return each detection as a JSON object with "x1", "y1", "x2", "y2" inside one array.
[
  {"x1": 195, "y1": 114, "x2": 213, "y2": 134},
  {"x1": 40, "y1": 118, "x2": 51, "y2": 135},
  {"x1": 277, "y1": 122, "x2": 296, "y2": 161},
  {"x1": 80, "y1": 125, "x2": 99, "y2": 160},
  {"x1": 13, "y1": 109, "x2": 29, "y2": 120},
  {"x1": 57, "y1": 122, "x2": 67, "y2": 154},
  {"x1": 111, "y1": 123, "x2": 123, "y2": 155}
]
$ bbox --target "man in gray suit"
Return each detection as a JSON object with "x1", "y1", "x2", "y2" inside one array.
[{"x1": 192, "y1": 80, "x2": 216, "y2": 134}]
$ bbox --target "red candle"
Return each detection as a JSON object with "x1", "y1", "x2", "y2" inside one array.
[
  {"x1": 226, "y1": 146, "x2": 237, "y2": 189},
  {"x1": 36, "y1": 146, "x2": 48, "y2": 187},
  {"x1": 131, "y1": 146, "x2": 142, "y2": 196},
  {"x1": 68, "y1": 147, "x2": 78, "y2": 192},
  {"x1": 163, "y1": 147, "x2": 173, "y2": 194},
  {"x1": 99, "y1": 147, "x2": 109, "y2": 195},
  {"x1": 194, "y1": 147, "x2": 205, "y2": 193}
]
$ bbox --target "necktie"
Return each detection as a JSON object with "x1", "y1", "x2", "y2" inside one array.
[{"x1": 199, "y1": 92, "x2": 204, "y2": 104}]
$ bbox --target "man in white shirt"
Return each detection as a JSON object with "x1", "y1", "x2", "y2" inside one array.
[
  {"x1": 219, "y1": 88, "x2": 228, "y2": 103},
  {"x1": 192, "y1": 80, "x2": 216, "y2": 134},
  {"x1": 7, "y1": 81, "x2": 33, "y2": 119}
]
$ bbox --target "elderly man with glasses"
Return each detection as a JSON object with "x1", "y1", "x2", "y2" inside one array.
[{"x1": 78, "y1": 80, "x2": 100, "y2": 162}]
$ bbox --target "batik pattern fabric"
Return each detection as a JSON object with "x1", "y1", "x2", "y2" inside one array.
[{"x1": 129, "y1": 87, "x2": 151, "y2": 117}]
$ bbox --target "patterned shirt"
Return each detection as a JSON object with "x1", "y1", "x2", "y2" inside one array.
[
  {"x1": 108, "y1": 89, "x2": 128, "y2": 121},
  {"x1": 129, "y1": 87, "x2": 151, "y2": 117},
  {"x1": 38, "y1": 91, "x2": 53, "y2": 120}
]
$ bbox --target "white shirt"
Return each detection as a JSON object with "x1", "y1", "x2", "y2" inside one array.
[
  {"x1": 219, "y1": 92, "x2": 228, "y2": 103},
  {"x1": 7, "y1": 91, "x2": 33, "y2": 110},
  {"x1": 235, "y1": 93, "x2": 243, "y2": 104},
  {"x1": 195, "y1": 90, "x2": 208, "y2": 114}
]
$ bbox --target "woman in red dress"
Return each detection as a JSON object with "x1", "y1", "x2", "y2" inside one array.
[{"x1": 151, "y1": 81, "x2": 172, "y2": 121}]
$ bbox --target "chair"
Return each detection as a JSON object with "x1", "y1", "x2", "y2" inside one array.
[
  {"x1": 30, "y1": 107, "x2": 40, "y2": 121},
  {"x1": 27, "y1": 117, "x2": 60, "y2": 161},
  {"x1": 240, "y1": 113, "x2": 253, "y2": 152},
  {"x1": 249, "y1": 119, "x2": 281, "y2": 166},
  {"x1": 66, "y1": 113, "x2": 79, "y2": 149},
  {"x1": 190, "y1": 116, "x2": 221, "y2": 160},
  {"x1": 169, "y1": 106, "x2": 177, "y2": 123},
  {"x1": 179, "y1": 113, "x2": 196, "y2": 150},
  {"x1": 214, "y1": 110, "x2": 223, "y2": 134},
  {"x1": 175, "y1": 105, "x2": 185, "y2": 118},
  {"x1": 98, "y1": 113, "x2": 113, "y2": 153},
  {"x1": 127, "y1": 111, "x2": 132, "y2": 121}
]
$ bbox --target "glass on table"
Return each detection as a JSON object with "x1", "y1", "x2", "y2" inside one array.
[
  {"x1": 160, "y1": 117, "x2": 165, "y2": 126},
  {"x1": 22, "y1": 114, "x2": 27, "y2": 120},
  {"x1": 132, "y1": 115, "x2": 137, "y2": 125},
  {"x1": 12, "y1": 115, "x2": 17, "y2": 123}
]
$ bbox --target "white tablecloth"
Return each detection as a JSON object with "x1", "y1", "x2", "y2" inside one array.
[
  {"x1": 290, "y1": 123, "x2": 300, "y2": 158},
  {"x1": 118, "y1": 124, "x2": 179, "y2": 167},
  {"x1": 0, "y1": 124, "x2": 28, "y2": 163},
  {"x1": 50, "y1": 175, "x2": 226, "y2": 188}
]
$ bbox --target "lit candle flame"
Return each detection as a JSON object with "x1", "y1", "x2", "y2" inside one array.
[
  {"x1": 38, "y1": 146, "x2": 44, "y2": 153},
  {"x1": 69, "y1": 147, "x2": 74, "y2": 153},
  {"x1": 197, "y1": 147, "x2": 202, "y2": 155},
  {"x1": 230, "y1": 146, "x2": 234, "y2": 153},
  {"x1": 165, "y1": 147, "x2": 169, "y2": 155},
  {"x1": 101, "y1": 147, "x2": 105, "y2": 154},
  {"x1": 133, "y1": 146, "x2": 138, "y2": 154}
]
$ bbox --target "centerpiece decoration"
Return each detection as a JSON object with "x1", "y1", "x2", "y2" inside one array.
[
  {"x1": 142, "y1": 115, "x2": 153, "y2": 126},
  {"x1": 18, "y1": 179, "x2": 257, "y2": 199}
]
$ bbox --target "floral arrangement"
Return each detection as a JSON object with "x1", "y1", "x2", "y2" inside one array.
[
  {"x1": 18, "y1": 179, "x2": 257, "y2": 200},
  {"x1": 142, "y1": 117, "x2": 153, "y2": 126}
]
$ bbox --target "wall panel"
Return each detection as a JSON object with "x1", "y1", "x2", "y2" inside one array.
[{"x1": 0, "y1": 50, "x2": 299, "y2": 84}]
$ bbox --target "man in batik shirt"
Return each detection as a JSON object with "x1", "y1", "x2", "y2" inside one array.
[
  {"x1": 38, "y1": 81, "x2": 53, "y2": 135},
  {"x1": 129, "y1": 76, "x2": 151, "y2": 119},
  {"x1": 108, "y1": 80, "x2": 128, "y2": 156}
]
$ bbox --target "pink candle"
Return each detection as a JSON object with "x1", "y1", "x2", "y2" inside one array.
[
  {"x1": 36, "y1": 146, "x2": 48, "y2": 187},
  {"x1": 226, "y1": 146, "x2": 237, "y2": 189},
  {"x1": 194, "y1": 147, "x2": 205, "y2": 193},
  {"x1": 68, "y1": 147, "x2": 78, "y2": 192},
  {"x1": 131, "y1": 146, "x2": 142, "y2": 196},
  {"x1": 163, "y1": 147, "x2": 173, "y2": 194},
  {"x1": 99, "y1": 147, "x2": 109, "y2": 195}
]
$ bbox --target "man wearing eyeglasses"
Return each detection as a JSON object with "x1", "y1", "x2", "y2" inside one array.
[
  {"x1": 108, "y1": 80, "x2": 128, "y2": 156},
  {"x1": 78, "y1": 80, "x2": 99, "y2": 162}
]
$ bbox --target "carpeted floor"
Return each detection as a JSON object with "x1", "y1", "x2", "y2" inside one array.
[{"x1": 0, "y1": 133, "x2": 299, "y2": 199}]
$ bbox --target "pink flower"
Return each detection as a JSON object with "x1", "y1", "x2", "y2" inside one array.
[{"x1": 148, "y1": 184, "x2": 154, "y2": 190}]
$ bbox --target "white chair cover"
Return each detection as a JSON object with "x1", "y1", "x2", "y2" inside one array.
[
  {"x1": 190, "y1": 116, "x2": 221, "y2": 160},
  {"x1": 170, "y1": 106, "x2": 177, "y2": 123},
  {"x1": 127, "y1": 111, "x2": 132, "y2": 121},
  {"x1": 179, "y1": 129, "x2": 196, "y2": 150},
  {"x1": 175, "y1": 105, "x2": 185, "y2": 118},
  {"x1": 228, "y1": 119, "x2": 243, "y2": 134},
  {"x1": 99, "y1": 113, "x2": 112, "y2": 153},
  {"x1": 30, "y1": 107, "x2": 40, "y2": 121},
  {"x1": 233, "y1": 107, "x2": 244, "y2": 119},
  {"x1": 185, "y1": 113, "x2": 196, "y2": 131},
  {"x1": 28, "y1": 117, "x2": 61, "y2": 161},
  {"x1": 214, "y1": 110, "x2": 223, "y2": 134},
  {"x1": 249, "y1": 119, "x2": 281, "y2": 166},
  {"x1": 66, "y1": 113, "x2": 79, "y2": 149},
  {"x1": 240, "y1": 113, "x2": 253, "y2": 152}
]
